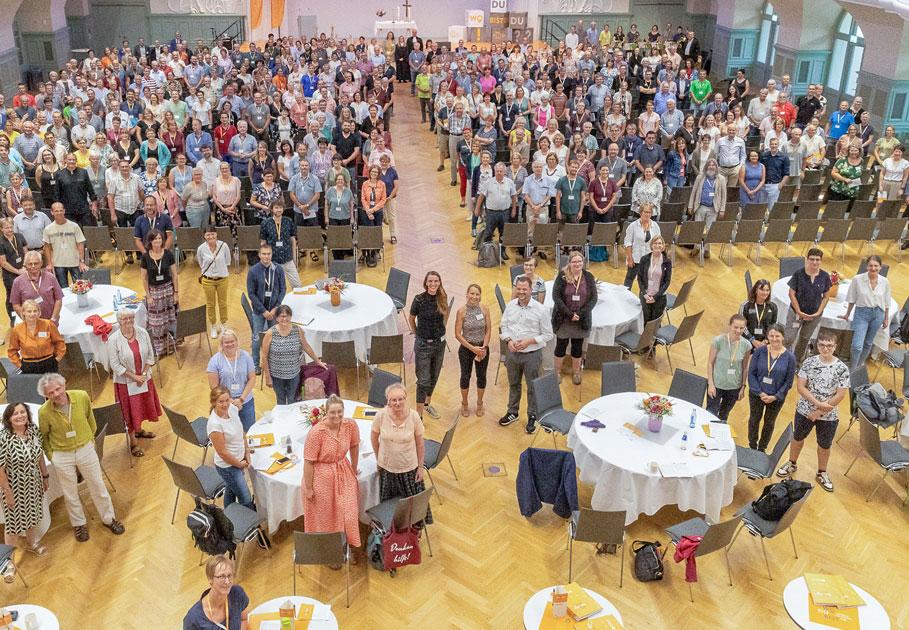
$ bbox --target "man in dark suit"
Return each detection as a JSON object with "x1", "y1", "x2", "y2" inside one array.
[
  {"x1": 405, "y1": 30, "x2": 423, "y2": 57},
  {"x1": 133, "y1": 37, "x2": 155, "y2": 62},
  {"x1": 682, "y1": 31, "x2": 700, "y2": 63}
]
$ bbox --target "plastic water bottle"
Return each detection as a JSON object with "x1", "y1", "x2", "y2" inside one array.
[
  {"x1": 689, "y1": 409, "x2": 697, "y2": 429},
  {"x1": 680, "y1": 431, "x2": 689, "y2": 451},
  {"x1": 285, "y1": 435, "x2": 293, "y2": 455}
]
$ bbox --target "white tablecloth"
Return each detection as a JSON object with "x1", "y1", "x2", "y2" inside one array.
[
  {"x1": 250, "y1": 596, "x2": 338, "y2": 630},
  {"x1": 782, "y1": 577, "x2": 890, "y2": 629},
  {"x1": 522, "y1": 586, "x2": 622, "y2": 629},
  {"x1": 374, "y1": 20, "x2": 417, "y2": 36},
  {"x1": 5, "y1": 604, "x2": 60, "y2": 630},
  {"x1": 0, "y1": 403, "x2": 62, "y2": 541},
  {"x1": 568, "y1": 392, "x2": 738, "y2": 525},
  {"x1": 248, "y1": 399, "x2": 380, "y2": 534},
  {"x1": 772, "y1": 276, "x2": 898, "y2": 355},
  {"x1": 281, "y1": 283, "x2": 398, "y2": 361}
]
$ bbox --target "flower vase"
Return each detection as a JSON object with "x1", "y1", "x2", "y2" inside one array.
[
  {"x1": 330, "y1": 288, "x2": 341, "y2": 306},
  {"x1": 76, "y1": 292, "x2": 90, "y2": 309},
  {"x1": 647, "y1": 412, "x2": 663, "y2": 432}
]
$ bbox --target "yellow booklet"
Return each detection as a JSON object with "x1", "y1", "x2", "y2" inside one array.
[
  {"x1": 622, "y1": 422, "x2": 643, "y2": 437},
  {"x1": 804, "y1": 573, "x2": 866, "y2": 608},
  {"x1": 265, "y1": 455, "x2": 295, "y2": 475},
  {"x1": 566, "y1": 582, "x2": 602, "y2": 621},
  {"x1": 247, "y1": 433, "x2": 275, "y2": 448},
  {"x1": 352, "y1": 405, "x2": 379, "y2": 420},
  {"x1": 248, "y1": 612, "x2": 311, "y2": 630},
  {"x1": 296, "y1": 604, "x2": 314, "y2": 620},
  {"x1": 807, "y1": 594, "x2": 861, "y2": 630},
  {"x1": 293, "y1": 287, "x2": 318, "y2": 295},
  {"x1": 538, "y1": 602, "x2": 576, "y2": 630},
  {"x1": 574, "y1": 615, "x2": 623, "y2": 630}
]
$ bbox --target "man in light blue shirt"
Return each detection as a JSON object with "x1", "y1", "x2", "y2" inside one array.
[
  {"x1": 653, "y1": 82, "x2": 676, "y2": 117},
  {"x1": 585, "y1": 74, "x2": 610, "y2": 119},
  {"x1": 288, "y1": 159, "x2": 322, "y2": 226},
  {"x1": 523, "y1": 161, "x2": 553, "y2": 237},
  {"x1": 184, "y1": 119, "x2": 213, "y2": 165},
  {"x1": 227, "y1": 121, "x2": 257, "y2": 177},
  {"x1": 660, "y1": 99, "x2": 685, "y2": 139}
]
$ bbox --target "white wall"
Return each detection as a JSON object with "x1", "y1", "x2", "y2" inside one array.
[{"x1": 16, "y1": 0, "x2": 68, "y2": 32}]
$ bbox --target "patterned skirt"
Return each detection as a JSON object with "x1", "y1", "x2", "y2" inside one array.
[
  {"x1": 216, "y1": 207, "x2": 241, "y2": 241},
  {"x1": 378, "y1": 467, "x2": 433, "y2": 525},
  {"x1": 146, "y1": 282, "x2": 177, "y2": 356}
]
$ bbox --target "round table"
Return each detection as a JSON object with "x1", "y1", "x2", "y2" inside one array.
[
  {"x1": 522, "y1": 586, "x2": 622, "y2": 629},
  {"x1": 0, "y1": 403, "x2": 62, "y2": 541},
  {"x1": 568, "y1": 392, "x2": 738, "y2": 525},
  {"x1": 249, "y1": 596, "x2": 338, "y2": 630},
  {"x1": 281, "y1": 283, "x2": 398, "y2": 361},
  {"x1": 247, "y1": 399, "x2": 381, "y2": 534},
  {"x1": 782, "y1": 577, "x2": 890, "y2": 629},
  {"x1": 772, "y1": 276, "x2": 898, "y2": 356},
  {"x1": 4, "y1": 604, "x2": 60, "y2": 630},
  {"x1": 58, "y1": 284, "x2": 147, "y2": 370}
]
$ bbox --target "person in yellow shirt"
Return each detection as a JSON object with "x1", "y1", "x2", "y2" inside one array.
[{"x1": 37, "y1": 373, "x2": 125, "y2": 542}]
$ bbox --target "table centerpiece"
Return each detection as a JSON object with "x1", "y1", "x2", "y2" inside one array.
[
  {"x1": 641, "y1": 395, "x2": 673, "y2": 432},
  {"x1": 71, "y1": 277, "x2": 94, "y2": 308}
]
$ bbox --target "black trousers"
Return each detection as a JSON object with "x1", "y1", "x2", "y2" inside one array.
[
  {"x1": 747, "y1": 393, "x2": 785, "y2": 451},
  {"x1": 458, "y1": 345, "x2": 489, "y2": 390},
  {"x1": 641, "y1": 294, "x2": 666, "y2": 323},
  {"x1": 623, "y1": 263, "x2": 639, "y2": 290}
]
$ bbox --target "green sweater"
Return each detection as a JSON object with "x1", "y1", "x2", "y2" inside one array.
[{"x1": 38, "y1": 390, "x2": 96, "y2": 457}]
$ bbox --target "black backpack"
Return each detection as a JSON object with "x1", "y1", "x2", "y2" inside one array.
[
  {"x1": 854, "y1": 383, "x2": 904, "y2": 428},
  {"x1": 897, "y1": 310, "x2": 909, "y2": 343},
  {"x1": 752, "y1": 479, "x2": 811, "y2": 521},
  {"x1": 632, "y1": 540, "x2": 666, "y2": 582},
  {"x1": 187, "y1": 497, "x2": 237, "y2": 557}
]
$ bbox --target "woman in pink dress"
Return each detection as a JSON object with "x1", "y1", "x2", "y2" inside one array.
[
  {"x1": 108, "y1": 309, "x2": 162, "y2": 457},
  {"x1": 302, "y1": 394, "x2": 361, "y2": 562}
]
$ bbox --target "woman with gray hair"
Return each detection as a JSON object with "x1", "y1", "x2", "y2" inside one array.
[
  {"x1": 109, "y1": 309, "x2": 160, "y2": 457},
  {"x1": 180, "y1": 167, "x2": 211, "y2": 229},
  {"x1": 686, "y1": 157, "x2": 727, "y2": 258}
]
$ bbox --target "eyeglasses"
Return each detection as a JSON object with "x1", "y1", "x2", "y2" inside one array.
[
  {"x1": 816, "y1": 342, "x2": 836, "y2": 348},
  {"x1": 213, "y1": 574, "x2": 234, "y2": 581}
]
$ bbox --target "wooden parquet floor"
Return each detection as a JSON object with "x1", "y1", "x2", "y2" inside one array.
[{"x1": 3, "y1": 94, "x2": 909, "y2": 630}]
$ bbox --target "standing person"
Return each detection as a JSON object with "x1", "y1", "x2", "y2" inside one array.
[
  {"x1": 741, "y1": 279, "x2": 778, "y2": 349},
  {"x1": 878, "y1": 145, "x2": 909, "y2": 201},
  {"x1": 786, "y1": 248, "x2": 831, "y2": 361},
  {"x1": 738, "y1": 149, "x2": 766, "y2": 207},
  {"x1": 554, "y1": 160, "x2": 586, "y2": 224},
  {"x1": 207, "y1": 330, "x2": 257, "y2": 433},
  {"x1": 474, "y1": 162, "x2": 516, "y2": 254},
  {"x1": 10, "y1": 251, "x2": 63, "y2": 324},
  {"x1": 584, "y1": 164, "x2": 618, "y2": 232},
  {"x1": 107, "y1": 159, "x2": 144, "y2": 262},
  {"x1": 760, "y1": 137, "x2": 790, "y2": 209},
  {"x1": 746, "y1": 324, "x2": 796, "y2": 451},
  {"x1": 0, "y1": 217, "x2": 26, "y2": 324},
  {"x1": 303, "y1": 394, "x2": 361, "y2": 560},
  {"x1": 370, "y1": 382, "x2": 432, "y2": 523},
  {"x1": 55, "y1": 153, "x2": 99, "y2": 226},
  {"x1": 12, "y1": 198, "x2": 50, "y2": 253},
  {"x1": 246, "y1": 244, "x2": 286, "y2": 376},
  {"x1": 630, "y1": 166, "x2": 663, "y2": 218},
  {"x1": 827, "y1": 145, "x2": 865, "y2": 201},
  {"x1": 687, "y1": 158, "x2": 726, "y2": 259},
  {"x1": 42, "y1": 202, "x2": 87, "y2": 288},
  {"x1": 499, "y1": 276, "x2": 554, "y2": 434},
  {"x1": 408, "y1": 271, "x2": 449, "y2": 420},
  {"x1": 623, "y1": 204, "x2": 661, "y2": 290},
  {"x1": 108, "y1": 310, "x2": 161, "y2": 458},
  {"x1": 776, "y1": 330, "x2": 850, "y2": 492},
  {"x1": 259, "y1": 201, "x2": 300, "y2": 287},
  {"x1": 706, "y1": 314, "x2": 752, "y2": 423},
  {"x1": 182, "y1": 555, "x2": 249, "y2": 630},
  {"x1": 715, "y1": 125, "x2": 746, "y2": 187},
  {"x1": 840, "y1": 255, "x2": 891, "y2": 370},
  {"x1": 210, "y1": 161, "x2": 241, "y2": 242},
  {"x1": 7, "y1": 299, "x2": 65, "y2": 373},
  {"x1": 0, "y1": 402, "x2": 49, "y2": 565},
  {"x1": 551, "y1": 251, "x2": 597, "y2": 385},
  {"x1": 37, "y1": 373, "x2": 125, "y2": 542},
  {"x1": 637, "y1": 235, "x2": 672, "y2": 323},
  {"x1": 262, "y1": 305, "x2": 324, "y2": 405},
  {"x1": 196, "y1": 225, "x2": 232, "y2": 339},
  {"x1": 139, "y1": 229, "x2": 178, "y2": 356},
  {"x1": 378, "y1": 154, "x2": 400, "y2": 245},
  {"x1": 180, "y1": 167, "x2": 211, "y2": 229},
  {"x1": 207, "y1": 386, "x2": 254, "y2": 509},
  {"x1": 454, "y1": 284, "x2": 492, "y2": 417},
  {"x1": 359, "y1": 166, "x2": 387, "y2": 267},
  {"x1": 288, "y1": 158, "x2": 322, "y2": 229}
]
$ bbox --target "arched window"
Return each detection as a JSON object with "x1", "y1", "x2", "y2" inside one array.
[
  {"x1": 756, "y1": 2, "x2": 779, "y2": 69},
  {"x1": 827, "y1": 12, "x2": 864, "y2": 97}
]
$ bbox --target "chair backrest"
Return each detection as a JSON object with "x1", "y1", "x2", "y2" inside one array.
[
  {"x1": 494, "y1": 284, "x2": 507, "y2": 314},
  {"x1": 531, "y1": 222, "x2": 560, "y2": 248},
  {"x1": 175, "y1": 227, "x2": 204, "y2": 252},
  {"x1": 236, "y1": 225, "x2": 261, "y2": 252},
  {"x1": 669, "y1": 276, "x2": 698, "y2": 311},
  {"x1": 357, "y1": 225, "x2": 384, "y2": 250},
  {"x1": 293, "y1": 531, "x2": 346, "y2": 565},
  {"x1": 328, "y1": 260, "x2": 357, "y2": 283},
  {"x1": 675, "y1": 220, "x2": 706, "y2": 246},
  {"x1": 322, "y1": 340, "x2": 359, "y2": 369},
  {"x1": 856, "y1": 258, "x2": 890, "y2": 277},
  {"x1": 82, "y1": 268, "x2": 111, "y2": 285},
  {"x1": 589, "y1": 222, "x2": 619, "y2": 247},
  {"x1": 113, "y1": 227, "x2": 141, "y2": 252},
  {"x1": 385, "y1": 267, "x2": 410, "y2": 309},
  {"x1": 847, "y1": 217, "x2": 876, "y2": 241},
  {"x1": 668, "y1": 368, "x2": 708, "y2": 407},
  {"x1": 584, "y1": 344, "x2": 624, "y2": 371},
  {"x1": 176, "y1": 305, "x2": 208, "y2": 338},
  {"x1": 509, "y1": 264, "x2": 524, "y2": 285},
  {"x1": 296, "y1": 226, "x2": 324, "y2": 250},
  {"x1": 561, "y1": 223, "x2": 588, "y2": 247},
  {"x1": 94, "y1": 403, "x2": 127, "y2": 436},
  {"x1": 82, "y1": 226, "x2": 114, "y2": 252},
  {"x1": 823, "y1": 200, "x2": 849, "y2": 220},
  {"x1": 161, "y1": 455, "x2": 206, "y2": 497},
  {"x1": 705, "y1": 221, "x2": 736, "y2": 244},
  {"x1": 635, "y1": 317, "x2": 663, "y2": 352},
  {"x1": 502, "y1": 222, "x2": 529, "y2": 247},
  {"x1": 600, "y1": 361, "x2": 636, "y2": 396},
  {"x1": 368, "y1": 368, "x2": 401, "y2": 407},
  {"x1": 326, "y1": 225, "x2": 354, "y2": 249},
  {"x1": 240, "y1": 293, "x2": 254, "y2": 333},
  {"x1": 215, "y1": 227, "x2": 234, "y2": 248},
  {"x1": 858, "y1": 416, "x2": 884, "y2": 465},
  {"x1": 744, "y1": 270, "x2": 753, "y2": 298},
  {"x1": 848, "y1": 200, "x2": 875, "y2": 219},
  {"x1": 696, "y1": 515, "x2": 743, "y2": 557},
  {"x1": 59, "y1": 341, "x2": 88, "y2": 374},
  {"x1": 778, "y1": 257, "x2": 803, "y2": 279},
  {"x1": 733, "y1": 220, "x2": 763, "y2": 244},
  {"x1": 392, "y1": 487, "x2": 434, "y2": 530},
  {"x1": 573, "y1": 508, "x2": 626, "y2": 546},
  {"x1": 767, "y1": 424, "x2": 794, "y2": 473},
  {"x1": 903, "y1": 354, "x2": 909, "y2": 399},
  {"x1": 531, "y1": 372, "x2": 564, "y2": 417},
  {"x1": 771, "y1": 487, "x2": 812, "y2": 537},
  {"x1": 368, "y1": 334, "x2": 404, "y2": 366},
  {"x1": 768, "y1": 201, "x2": 795, "y2": 221},
  {"x1": 762, "y1": 219, "x2": 792, "y2": 243},
  {"x1": 819, "y1": 219, "x2": 850, "y2": 244},
  {"x1": 671, "y1": 310, "x2": 704, "y2": 344},
  {"x1": 163, "y1": 406, "x2": 204, "y2": 447},
  {"x1": 433, "y1": 417, "x2": 460, "y2": 465},
  {"x1": 7, "y1": 373, "x2": 45, "y2": 405}
]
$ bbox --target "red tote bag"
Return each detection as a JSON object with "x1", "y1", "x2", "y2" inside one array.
[{"x1": 382, "y1": 525, "x2": 422, "y2": 571}]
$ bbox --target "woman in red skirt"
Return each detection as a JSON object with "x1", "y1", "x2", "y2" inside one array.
[{"x1": 108, "y1": 309, "x2": 162, "y2": 457}]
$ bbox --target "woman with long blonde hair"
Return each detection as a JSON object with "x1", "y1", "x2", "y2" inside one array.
[{"x1": 407, "y1": 271, "x2": 449, "y2": 420}]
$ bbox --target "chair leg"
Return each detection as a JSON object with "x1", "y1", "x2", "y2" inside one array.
[
  {"x1": 551, "y1": 431, "x2": 558, "y2": 449},
  {"x1": 446, "y1": 455, "x2": 458, "y2": 481},
  {"x1": 293, "y1": 561, "x2": 297, "y2": 596},
  {"x1": 664, "y1": 345, "x2": 673, "y2": 372},
  {"x1": 843, "y1": 452, "x2": 861, "y2": 477},
  {"x1": 688, "y1": 338, "x2": 696, "y2": 365},
  {"x1": 759, "y1": 537, "x2": 772, "y2": 581},
  {"x1": 15, "y1": 563, "x2": 29, "y2": 589},
  {"x1": 866, "y1": 470, "x2": 889, "y2": 502},
  {"x1": 346, "y1": 554, "x2": 351, "y2": 608},
  {"x1": 568, "y1": 536, "x2": 573, "y2": 583},
  {"x1": 425, "y1": 468, "x2": 442, "y2": 505},
  {"x1": 836, "y1": 417, "x2": 856, "y2": 444},
  {"x1": 529, "y1": 430, "x2": 539, "y2": 447},
  {"x1": 172, "y1": 439, "x2": 179, "y2": 460},
  {"x1": 619, "y1": 542, "x2": 624, "y2": 588},
  {"x1": 688, "y1": 581, "x2": 694, "y2": 603},
  {"x1": 423, "y1": 525, "x2": 433, "y2": 556},
  {"x1": 171, "y1": 488, "x2": 181, "y2": 525},
  {"x1": 102, "y1": 465, "x2": 117, "y2": 493},
  {"x1": 789, "y1": 528, "x2": 799, "y2": 559},
  {"x1": 724, "y1": 547, "x2": 734, "y2": 586},
  {"x1": 494, "y1": 359, "x2": 502, "y2": 385}
]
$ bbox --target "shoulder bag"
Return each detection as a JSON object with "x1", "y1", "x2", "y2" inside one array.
[{"x1": 197, "y1": 242, "x2": 225, "y2": 284}]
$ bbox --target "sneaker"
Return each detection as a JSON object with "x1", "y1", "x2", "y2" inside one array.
[
  {"x1": 437, "y1": 165, "x2": 444, "y2": 172},
  {"x1": 501, "y1": 249, "x2": 510, "y2": 260},
  {"x1": 776, "y1": 460, "x2": 798, "y2": 478},
  {"x1": 498, "y1": 412, "x2": 519, "y2": 427},
  {"x1": 525, "y1": 416, "x2": 537, "y2": 434},
  {"x1": 255, "y1": 367, "x2": 262, "y2": 376},
  {"x1": 426, "y1": 405, "x2": 441, "y2": 419},
  {"x1": 538, "y1": 251, "x2": 548, "y2": 260},
  {"x1": 471, "y1": 229, "x2": 477, "y2": 237},
  {"x1": 74, "y1": 525, "x2": 90, "y2": 542},
  {"x1": 104, "y1": 519, "x2": 126, "y2": 535},
  {"x1": 816, "y1": 471, "x2": 834, "y2": 492},
  {"x1": 210, "y1": 326, "x2": 219, "y2": 339}
]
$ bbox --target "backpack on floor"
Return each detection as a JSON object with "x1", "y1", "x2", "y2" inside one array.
[
  {"x1": 366, "y1": 528, "x2": 386, "y2": 571},
  {"x1": 477, "y1": 241, "x2": 500, "y2": 267},
  {"x1": 187, "y1": 497, "x2": 237, "y2": 557},
  {"x1": 854, "y1": 382, "x2": 904, "y2": 428},
  {"x1": 751, "y1": 479, "x2": 811, "y2": 521},
  {"x1": 588, "y1": 245, "x2": 608, "y2": 262},
  {"x1": 632, "y1": 540, "x2": 666, "y2": 581}
]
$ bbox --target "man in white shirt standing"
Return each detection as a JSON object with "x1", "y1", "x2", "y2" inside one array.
[
  {"x1": 43, "y1": 202, "x2": 87, "y2": 288},
  {"x1": 565, "y1": 26, "x2": 579, "y2": 51},
  {"x1": 499, "y1": 277, "x2": 554, "y2": 434},
  {"x1": 715, "y1": 125, "x2": 746, "y2": 187}
]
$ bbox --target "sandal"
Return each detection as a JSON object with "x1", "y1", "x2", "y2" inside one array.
[
  {"x1": 460, "y1": 403, "x2": 470, "y2": 417},
  {"x1": 27, "y1": 542, "x2": 48, "y2": 556},
  {"x1": 130, "y1": 446, "x2": 145, "y2": 457},
  {"x1": 135, "y1": 430, "x2": 156, "y2": 439},
  {"x1": 475, "y1": 402, "x2": 485, "y2": 417}
]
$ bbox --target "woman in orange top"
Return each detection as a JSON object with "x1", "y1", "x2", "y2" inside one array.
[
  {"x1": 359, "y1": 166, "x2": 387, "y2": 268},
  {"x1": 7, "y1": 299, "x2": 66, "y2": 374}
]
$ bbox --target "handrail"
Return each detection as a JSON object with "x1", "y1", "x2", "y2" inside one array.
[
  {"x1": 211, "y1": 18, "x2": 244, "y2": 47},
  {"x1": 540, "y1": 17, "x2": 567, "y2": 46}
]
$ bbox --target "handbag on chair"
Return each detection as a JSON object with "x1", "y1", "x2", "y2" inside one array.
[{"x1": 381, "y1": 500, "x2": 422, "y2": 571}]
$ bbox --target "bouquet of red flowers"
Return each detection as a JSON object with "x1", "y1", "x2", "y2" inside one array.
[
  {"x1": 641, "y1": 395, "x2": 673, "y2": 417},
  {"x1": 830, "y1": 271, "x2": 840, "y2": 286},
  {"x1": 323, "y1": 277, "x2": 346, "y2": 294},
  {"x1": 70, "y1": 278, "x2": 94, "y2": 295}
]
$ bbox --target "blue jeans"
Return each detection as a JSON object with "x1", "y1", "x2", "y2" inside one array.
[
  {"x1": 666, "y1": 174, "x2": 686, "y2": 191},
  {"x1": 251, "y1": 313, "x2": 275, "y2": 369},
  {"x1": 765, "y1": 182, "x2": 780, "y2": 209},
  {"x1": 216, "y1": 464, "x2": 255, "y2": 510},
  {"x1": 186, "y1": 204, "x2": 210, "y2": 229},
  {"x1": 414, "y1": 337, "x2": 445, "y2": 403},
  {"x1": 238, "y1": 397, "x2": 256, "y2": 433},
  {"x1": 272, "y1": 375, "x2": 300, "y2": 405},
  {"x1": 851, "y1": 306, "x2": 886, "y2": 369},
  {"x1": 410, "y1": 69, "x2": 418, "y2": 94},
  {"x1": 54, "y1": 266, "x2": 81, "y2": 288}
]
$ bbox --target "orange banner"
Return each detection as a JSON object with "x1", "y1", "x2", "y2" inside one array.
[
  {"x1": 270, "y1": 0, "x2": 285, "y2": 29},
  {"x1": 250, "y1": 0, "x2": 263, "y2": 30}
]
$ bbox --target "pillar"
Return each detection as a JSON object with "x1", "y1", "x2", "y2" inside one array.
[
  {"x1": 0, "y1": 5, "x2": 22, "y2": 99},
  {"x1": 65, "y1": 0, "x2": 94, "y2": 51},
  {"x1": 15, "y1": 0, "x2": 70, "y2": 72}
]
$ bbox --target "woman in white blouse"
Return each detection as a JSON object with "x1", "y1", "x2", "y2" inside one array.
[
  {"x1": 631, "y1": 166, "x2": 664, "y2": 218},
  {"x1": 196, "y1": 225, "x2": 233, "y2": 339},
  {"x1": 840, "y1": 255, "x2": 891, "y2": 370}
]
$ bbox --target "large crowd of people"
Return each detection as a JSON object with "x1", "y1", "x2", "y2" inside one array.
[{"x1": 0, "y1": 19, "x2": 904, "y2": 625}]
